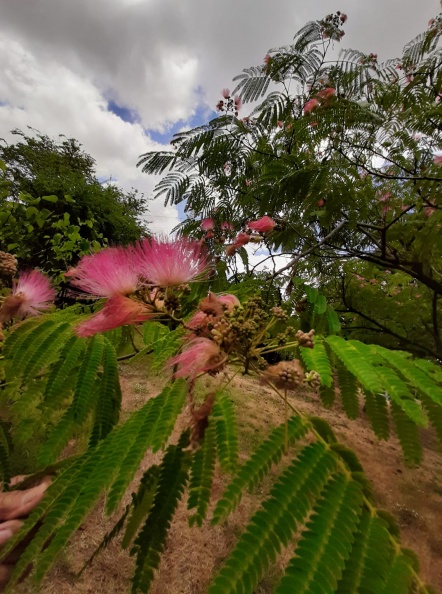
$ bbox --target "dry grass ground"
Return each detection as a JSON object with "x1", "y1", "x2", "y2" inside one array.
[{"x1": 16, "y1": 359, "x2": 442, "y2": 594}]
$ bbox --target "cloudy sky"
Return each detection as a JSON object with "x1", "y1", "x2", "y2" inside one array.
[{"x1": 0, "y1": 0, "x2": 439, "y2": 234}]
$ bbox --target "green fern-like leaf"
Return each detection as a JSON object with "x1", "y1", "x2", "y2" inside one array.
[
  {"x1": 299, "y1": 342, "x2": 333, "y2": 387},
  {"x1": 362, "y1": 390, "x2": 390, "y2": 440},
  {"x1": 0, "y1": 423, "x2": 11, "y2": 486},
  {"x1": 419, "y1": 393, "x2": 442, "y2": 448},
  {"x1": 131, "y1": 435, "x2": 190, "y2": 594},
  {"x1": 207, "y1": 443, "x2": 337, "y2": 594},
  {"x1": 89, "y1": 338, "x2": 121, "y2": 446},
  {"x1": 319, "y1": 384, "x2": 336, "y2": 408},
  {"x1": 390, "y1": 401, "x2": 423, "y2": 465},
  {"x1": 376, "y1": 366, "x2": 427, "y2": 427},
  {"x1": 375, "y1": 347, "x2": 442, "y2": 406},
  {"x1": 212, "y1": 394, "x2": 239, "y2": 473},
  {"x1": 336, "y1": 361, "x2": 360, "y2": 419},
  {"x1": 336, "y1": 512, "x2": 394, "y2": 594},
  {"x1": 211, "y1": 415, "x2": 306, "y2": 524},
  {"x1": 326, "y1": 336, "x2": 384, "y2": 394},
  {"x1": 71, "y1": 334, "x2": 105, "y2": 423},
  {"x1": 20, "y1": 322, "x2": 74, "y2": 384},
  {"x1": 106, "y1": 381, "x2": 187, "y2": 514},
  {"x1": 150, "y1": 380, "x2": 187, "y2": 452},
  {"x1": 5, "y1": 319, "x2": 59, "y2": 382},
  {"x1": 274, "y1": 474, "x2": 363, "y2": 594},
  {"x1": 188, "y1": 422, "x2": 217, "y2": 526},
  {"x1": 42, "y1": 335, "x2": 86, "y2": 406}
]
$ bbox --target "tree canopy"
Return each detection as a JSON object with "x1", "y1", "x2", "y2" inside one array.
[
  {"x1": 0, "y1": 129, "x2": 148, "y2": 280},
  {"x1": 138, "y1": 13, "x2": 442, "y2": 359}
]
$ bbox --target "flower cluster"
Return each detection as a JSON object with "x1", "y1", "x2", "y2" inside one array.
[
  {"x1": 359, "y1": 53, "x2": 378, "y2": 67},
  {"x1": 304, "y1": 87, "x2": 335, "y2": 115},
  {"x1": 216, "y1": 89, "x2": 242, "y2": 116},
  {"x1": 225, "y1": 216, "x2": 276, "y2": 257},
  {"x1": 0, "y1": 270, "x2": 55, "y2": 324},
  {"x1": 319, "y1": 12, "x2": 347, "y2": 40},
  {"x1": 69, "y1": 236, "x2": 209, "y2": 337}
]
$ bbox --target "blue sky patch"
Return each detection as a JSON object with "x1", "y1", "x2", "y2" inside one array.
[
  {"x1": 146, "y1": 101, "x2": 214, "y2": 145},
  {"x1": 107, "y1": 100, "x2": 139, "y2": 124}
]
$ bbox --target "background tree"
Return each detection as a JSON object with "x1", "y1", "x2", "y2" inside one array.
[
  {"x1": 138, "y1": 13, "x2": 442, "y2": 359},
  {"x1": 0, "y1": 129, "x2": 148, "y2": 280}
]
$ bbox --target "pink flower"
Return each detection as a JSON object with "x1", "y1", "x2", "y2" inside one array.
[
  {"x1": 134, "y1": 236, "x2": 209, "y2": 287},
  {"x1": 201, "y1": 218, "x2": 215, "y2": 231},
  {"x1": 317, "y1": 88, "x2": 335, "y2": 101},
  {"x1": 377, "y1": 192, "x2": 392, "y2": 203},
  {"x1": 221, "y1": 88, "x2": 230, "y2": 99},
  {"x1": 247, "y1": 216, "x2": 276, "y2": 233},
  {"x1": 221, "y1": 221, "x2": 234, "y2": 231},
  {"x1": 186, "y1": 310, "x2": 210, "y2": 332},
  {"x1": 264, "y1": 54, "x2": 271, "y2": 65},
  {"x1": 68, "y1": 247, "x2": 139, "y2": 298},
  {"x1": 217, "y1": 294, "x2": 240, "y2": 311},
  {"x1": 75, "y1": 295, "x2": 154, "y2": 338},
  {"x1": 340, "y1": 13, "x2": 347, "y2": 23},
  {"x1": 233, "y1": 232, "x2": 251, "y2": 247},
  {"x1": 433, "y1": 155, "x2": 442, "y2": 165},
  {"x1": 304, "y1": 98, "x2": 319, "y2": 114},
  {"x1": 234, "y1": 95, "x2": 242, "y2": 111},
  {"x1": 226, "y1": 244, "x2": 238, "y2": 257},
  {"x1": 245, "y1": 179, "x2": 252, "y2": 186},
  {"x1": 277, "y1": 120, "x2": 284, "y2": 128},
  {"x1": 0, "y1": 270, "x2": 55, "y2": 323},
  {"x1": 170, "y1": 338, "x2": 225, "y2": 379}
]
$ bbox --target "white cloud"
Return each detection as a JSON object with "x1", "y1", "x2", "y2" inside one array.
[{"x1": 0, "y1": 0, "x2": 438, "y2": 236}]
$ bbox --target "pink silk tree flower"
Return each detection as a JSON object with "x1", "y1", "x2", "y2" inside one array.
[
  {"x1": 234, "y1": 95, "x2": 242, "y2": 111},
  {"x1": 170, "y1": 338, "x2": 225, "y2": 379},
  {"x1": 75, "y1": 295, "x2": 154, "y2": 338},
  {"x1": 317, "y1": 87, "x2": 335, "y2": 101},
  {"x1": 304, "y1": 98, "x2": 319, "y2": 114},
  {"x1": 233, "y1": 232, "x2": 251, "y2": 247},
  {"x1": 221, "y1": 88, "x2": 230, "y2": 99},
  {"x1": 434, "y1": 155, "x2": 442, "y2": 165},
  {"x1": 217, "y1": 294, "x2": 240, "y2": 311},
  {"x1": 0, "y1": 270, "x2": 55, "y2": 323},
  {"x1": 135, "y1": 236, "x2": 209, "y2": 287},
  {"x1": 221, "y1": 222, "x2": 234, "y2": 231},
  {"x1": 247, "y1": 215, "x2": 276, "y2": 233},
  {"x1": 68, "y1": 247, "x2": 139, "y2": 298},
  {"x1": 201, "y1": 218, "x2": 215, "y2": 231}
]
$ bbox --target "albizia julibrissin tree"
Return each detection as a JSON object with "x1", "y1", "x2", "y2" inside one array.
[
  {"x1": 0, "y1": 13, "x2": 442, "y2": 594},
  {"x1": 138, "y1": 11, "x2": 442, "y2": 359},
  {"x1": 0, "y1": 225, "x2": 441, "y2": 593}
]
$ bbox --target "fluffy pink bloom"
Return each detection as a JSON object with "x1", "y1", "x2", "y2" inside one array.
[
  {"x1": 170, "y1": 338, "x2": 225, "y2": 379},
  {"x1": 0, "y1": 270, "x2": 55, "y2": 322},
  {"x1": 433, "y1": 155, "x2": 442, "y2": 165},
  {"x1": 264, "y1": 54, "x2": 271, "y2": 65},
  {"x1": 377, "y1": 192, "x2": 392, "y2": 203},
  {"x1": 225, "y1": 244, "x2": 238, "y2": 257},
  {"x1": 317, "y1": 87, "x2": 335, "y2": 101},
  {"x1": 221, "y1": 88, "x2": 230, "y2": 99},
  {"x1": 233, "y1": 232, "x2": 251, "y2": 247},
  {"x1": 186, "y1": 310, "x2": 209, "y2": 331},
  {"x1": 304, "y1": 98, "x2": 319, "y2": 114},
  {"x1": 75, "y1": 295, "x2": 153, "y2": 338},
  {"x1": 201, "y1": 218, "x2": 215, "y2": 231},
  {"x1": 340, "y1": 13, "x2": 347, "y2": 23},
  {"x1": 217, "y1": 294, "x2": 240, "y2": 311},
  {"x1": 135, "y1": 236, "x2": 209, "y2": 287},
  {"x1": 234, "y1": 95, "x2": 242, "y2": 111},
  {"x1": 221, "y1": 221, "x2": 234, "y2": 231},
  {"x1": 68, "y1": 247, "x2": 139, "y2": 298},
  {"x1": 247, "y1": 216, "x2": 276, "y2": 233}
]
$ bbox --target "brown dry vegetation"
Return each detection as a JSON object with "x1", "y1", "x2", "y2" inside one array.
[{"x1": 16, "y1": 359, "x2": 442, "y2": 594}]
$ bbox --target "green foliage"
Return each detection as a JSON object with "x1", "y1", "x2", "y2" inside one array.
[
  {"x1": 131, "y1": 435, "x2": 190, "y2": 594},
  {"x1": 188, "y1": 422, "x2": 217, "y2": 526},
  {"x1": 211, "y1": 394, "x2": 239, "y2": 473},
  {"x1": 0, "y1": 131, "x2": 147, "y2": 280}
]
